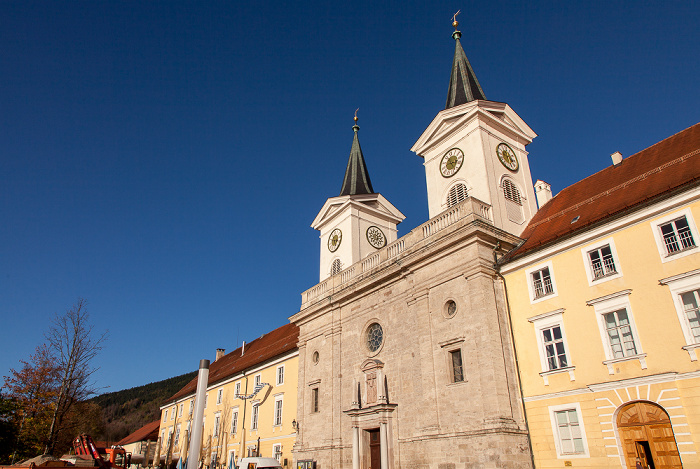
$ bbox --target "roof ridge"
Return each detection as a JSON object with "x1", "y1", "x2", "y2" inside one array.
[{"x1": 527, "y1": 147, "x2": 700, "y2": 230}]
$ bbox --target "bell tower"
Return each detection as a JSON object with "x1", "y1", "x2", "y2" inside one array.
[
  {"x1": 410, "y1": 16, "x2": 538, "y2": 236},
  {"x1": 312, "y1": 115, "x2": 405, "y2": 282}
]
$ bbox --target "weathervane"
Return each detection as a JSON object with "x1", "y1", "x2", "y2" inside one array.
[
  {"x1": 354, "y1": 108, "x2": 359, "y2": 123},
  {"x1": 452, "y1": 10, "x2": 460, "y2": 29}
]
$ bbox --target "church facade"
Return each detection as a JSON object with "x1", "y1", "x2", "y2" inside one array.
[{"x1": 290, "y1": 22, "x2": 537, "y2": 469}]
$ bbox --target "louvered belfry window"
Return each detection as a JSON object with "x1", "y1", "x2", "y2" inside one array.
[
  {"x1": 503, "y1": 179, "x2": 522, "y2": 204},
  {"x1": 503, "y1": 179, "x2": 524, "y2": 223},
  {"x1": 446, "y1": 183, "x2": 468, "y2": 208}
]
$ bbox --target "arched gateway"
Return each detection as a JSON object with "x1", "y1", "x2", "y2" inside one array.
[{"x1": 617, "y1": 401, "x2": 682, "y2": 468}]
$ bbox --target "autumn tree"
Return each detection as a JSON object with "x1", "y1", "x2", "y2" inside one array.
[
  {"x1": 2, "y1": 344, "x2": 61, "y2": 461},
  {"x1": 44, "y1": 299, "x2": 108, "y2": 454}
]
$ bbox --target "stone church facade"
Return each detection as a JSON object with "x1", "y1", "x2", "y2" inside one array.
[{"x1": 291, "y1": 22, "x2": 537, "y2": 469}]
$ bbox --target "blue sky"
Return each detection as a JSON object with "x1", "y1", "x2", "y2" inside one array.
[{"x1": 1, "y1": 1, "x2": 698, "y2": 393}]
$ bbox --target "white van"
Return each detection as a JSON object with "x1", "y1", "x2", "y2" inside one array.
[{"x1": 236, "y1": 457, "x2": 283, "y2": 469}]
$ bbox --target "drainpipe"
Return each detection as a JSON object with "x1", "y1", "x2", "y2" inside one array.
[{"x1": 239, "y1": 375, "x2": 249, "y2": 459}]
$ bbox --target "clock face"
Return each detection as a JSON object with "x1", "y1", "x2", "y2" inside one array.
[
  {"x1": 496, "y1": 143, "x2": 519, "y2": 171},
  {"x1": 366, "y1": 226, "x2": 387, "y2": 249},
  {"x1": 328, "y1": 228, "x2": 342, "y2": 252},
  {"x1": 440, "y1": 148, "x2": 464, "y2": 178}
]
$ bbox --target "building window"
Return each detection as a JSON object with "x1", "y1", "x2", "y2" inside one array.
[
  {"x1": 366, "y1": 322, "x2": 384, "y2": 353},
  {"x1": 604, "y1": 309, "x2": 638, "y2": 358},
  {"x1": 204, "y1": 394, "x2": 208, "y2": 409},
  {"x1": 213, "y1": 413, "x2": 220, "y2": 437},
  {"x1": 531, "y1": 267, "x2": 554, "y2": 299},
  {"x1": 174, "y1": 424, "x2": 180, "y2": 445},
  {"x1": 272, "y1": 444, "x2": 282, "y2": 462},
  {"x1": 680, "y1": 289, "x2": 700, "y2": 342},
  {"x1": 528, "y1": 309, "x2": 574, "y2": 384},
  {"x1": 235, "y1": 382, "x2": 241, "y2": 397},
  {"x1": 277, "y1": 365, "x2": 285, "y2": 385},
  {"x1": 179, "y1": 403, "x2": 183, "y2": 417},
  {"x1": 661, "y1": 216, "x2": 696, "y2": 255},
  {"x1": 163, "y1": 410, "x2": 168, "y2": 422},
  {"x1": 554, "y1": 409, "x2": 585, "y2": 455},
  {"x1": 211, "y1": 452, "x2": 217, "y2": 469},
  {"x1": 311, "y1": 387, "x2": 319, "y2": 413},
  {"x1": 331, "y1": 259, "x2": 342, "y2": 276},
  {"x1": 660, "y1": 269, "x2": 700, "y2": 360},
  {"x1": 231, "y1": 409, "x2": 238, "y2": 434},
  {"x1": 588, "y1": 245, "x2": 617, "y2": 279},
  {"x1": 217, "y1": 389, "x2": 223, "y2": 405},
  {"x1": 446, "y1": 183, "x2": 468, "y2": 208},
  {"x1": 587, "y1": 290, "x2": 646, "y2": 373},
  {"x1": 502, "y1": 179, "x2": 522, "y2": 204},
  {"x1": 543, "y1": 326, "x2": 568, "y2": 370},
  {"x1": 189, "y1": 399, "x2": 193, "y2": 415},
  {"x1": 254, "y1": 374, "x2": 261, "y2": 389},
  {"x1": 449, "y1": 349, "x2": 464, "y2": 383},
  {"x1": 274, "y1": 397, "x2": 283, "y2": 426},
  {"x1": 171, "y1": 406, "x2": 176, "y2": 420},
  {"x1": 251, "y1": 403, "x2": 259, "y2": 430}
]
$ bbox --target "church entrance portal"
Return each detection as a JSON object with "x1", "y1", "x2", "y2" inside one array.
[
  {"x1": 367, "y1": 428, "x2": 380, "y2": 469},
  {"x1": 617, "y1": 401, "x2": 682, "y2": 468}
]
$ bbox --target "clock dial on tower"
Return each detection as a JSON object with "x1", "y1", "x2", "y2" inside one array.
[
  {"x1": 328, "y1": 228, "x2": 342, "y2": 252},
  {"x1": 496, "y1": 143, "x2": 519, "y2": 171},
  {"x1": 440, "y1": 148, "x2": 464, "y2": 178},
  {"x1": 366, "y1": 226, "x2": 387, "y2": 249}
]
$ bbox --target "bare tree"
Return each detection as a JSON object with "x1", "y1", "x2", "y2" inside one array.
[{"x1": 44, "y1": 299, "x2": 107, "y2": 454}]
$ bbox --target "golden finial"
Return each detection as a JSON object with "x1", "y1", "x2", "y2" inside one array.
[
  {"x1": 354, "y1": 108, "x2": 359, "y2": 123},
  {"x1": 452, "y1": 10, "x2": 460, "y2": 29}
]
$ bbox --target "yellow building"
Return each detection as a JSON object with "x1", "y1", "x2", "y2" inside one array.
[
  {"x1": 156, "y1": 323, "x2": 299, "y2": 469},
  {"x1": 501, "y1": 123, "x2": 700, "y2": 468}
]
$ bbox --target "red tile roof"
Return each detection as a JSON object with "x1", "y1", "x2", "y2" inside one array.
[
  {"x1": 117, "y1": 420, "x2": 161, "y2": 446},
  {"x1": 164, "y1": 322, "x2": 299, "y2": 404},
  {"x1": 510, "y1": 123, "x2": 700, "y2": 259}
]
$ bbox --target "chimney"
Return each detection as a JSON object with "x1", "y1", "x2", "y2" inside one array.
[
  {"x1": 534, "y1": 180, "x2": 553, "y2": 208},
  {"x1": 215, "y1": 348, "x2": 225, "y2": 361},
  {"x1": 611, "y1": 151, "x2": 623, "y2": 166},
  {"x1": 241, "y1": 341, "x2": 246, "y2": 356}
]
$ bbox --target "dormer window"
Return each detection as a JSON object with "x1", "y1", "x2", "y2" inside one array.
[{"x1": 446, "y1": 183, "x2": 468, "y2": 208}]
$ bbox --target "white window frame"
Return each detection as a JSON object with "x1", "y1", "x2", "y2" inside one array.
[
  {"x1": 651, "y1": 208, "x2": 699, "y2": 262},
  {"x1": 548, "y1": 402, "x2": 589, "y2": 458},
  {"x1": 213, "y1": 412, "x2": 221, "y2": 437},
  {"x1": 501, "y1": 176, "x2": 525, "y2": 224},
  {"x1": 174, "y1": 424, "x2": 181, "y2": 446},
  {"x1": 163, "y1": 410, "x2": 168, "y2": 422},
  {"x1": 276, "y1": 365, "x2": 285, "y2": 386},
  {"x1": 526, "y1": 261, "x2": 558, "y2": 303},
  {"x1": 189, "y1": 399, "x2": 194, "y2": 415},
  {"x1": 273, "y1": 395, "x2": 283, "y2": 427},
  {"x1": 272, "y1": 444, "x2": 282, "y2": 462},
  {"x1": 587, "y1": 290, "x2": 646, "y2": 374},
  {"x1": 580, "y1": 237, "x2": 622, "y2": 285},
  {"x1": 660, "y1": 268, "x2": 700, "y2": 360},
  {"x1": 445, "y1": 181, "x2": 469, "y2": 209},
  {"x1": 204, "y1": 393, "x2": 208, "y2": 409},
  {"x1": 251, "y1": 401, "x2": 259, "y2": 430},
  {"x1": 235, "y1": 382, "x2": 241, "y2": 398},
  {"x1": 230, "y1": 407, "x2": 239, "y2": 434},
  {"x1": 254, "y1": 374, "x2": 262, "y2": 388},
  {"x1": 179, "y1": 403, "x2": 184, "y2": 417},
  {"x1": 217, "y1": 388, "x2": 223, "y2": 405},
  {"x1": 528, "y1": 309, "x2": 574, "y2": 385},
  {"x1": 171, "y1": 406, "x2": 176, "y2": 420}
]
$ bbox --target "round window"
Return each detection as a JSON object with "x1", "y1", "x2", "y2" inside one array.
[
  {"x1": 444, "y1": 300, "x2": 457, "y2": 318},
  {"x1": 366, "y1": 323, "x2": 384, "y2": 352}
]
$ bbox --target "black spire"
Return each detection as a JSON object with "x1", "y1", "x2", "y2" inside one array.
[
  {"x1": 445, "y1": 16, "x2": 486, "y2": 109},
  {"x1": 339, "y1": 114, "x2": 374, "y2": 196}
]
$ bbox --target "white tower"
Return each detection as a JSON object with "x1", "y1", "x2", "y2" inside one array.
[
  {"x1": 312, "y1": 118, "x2": 405, "y2": 282},
  {"x1": 410, "y1": 22, "x2": 538, "y2": 236}
]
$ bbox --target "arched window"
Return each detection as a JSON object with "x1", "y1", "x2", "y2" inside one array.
[
  {"x1": 502, "y1": 179, "x2": 522, "y2": 205},
  {"x1": 446, "y1": 183, "x2": 468, "y2": 208},
  {"x1": 330, "y1": 259, "x2": 342, "y2": 276}
]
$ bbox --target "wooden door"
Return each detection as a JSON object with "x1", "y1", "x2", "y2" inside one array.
[
  {"x1": 617, "y1": 402, "x2": 682, "y2": 468},
  {"x1": 368, "y1": 428, "x2": 381, "y2": 469}
]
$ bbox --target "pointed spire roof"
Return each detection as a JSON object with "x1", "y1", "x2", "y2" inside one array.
[
  {"x1": 339, "y1": 115, "x2": 375, "y2": 196},
  {"x1": 445, "y1": 17, "x2": 486, "y2": 109}
]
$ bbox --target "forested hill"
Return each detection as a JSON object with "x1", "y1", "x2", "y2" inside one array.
[{"x1": 91, "y1": 371, "x2": 197, "y2": 443}]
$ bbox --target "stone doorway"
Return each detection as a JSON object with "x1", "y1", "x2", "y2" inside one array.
[
  {"x1": 617, "y1": 401, "x2": 682, "y2": 468},
  {"x1": 367, "y1": 428, "x2": 380, "y2": 469}
]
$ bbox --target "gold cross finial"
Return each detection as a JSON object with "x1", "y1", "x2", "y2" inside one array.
[{"x1": 452, "y1": 10, "x2": 461, "y2": 29}]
